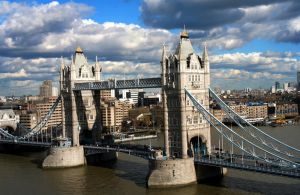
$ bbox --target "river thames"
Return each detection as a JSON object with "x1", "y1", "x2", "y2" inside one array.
[{"x1": 0, "y1": 124, "x2": 299, "y2": 195}]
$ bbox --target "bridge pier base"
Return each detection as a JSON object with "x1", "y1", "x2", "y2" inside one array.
[
  {"x1": 195, "y1": 164, "x2": 227, "y2": 181},
  {"x1": 147, "y1": 158, "x2": 197, "y2": 188},
  {"x1": 42, "y1": 146, "x2": 85, "y2": 168}
]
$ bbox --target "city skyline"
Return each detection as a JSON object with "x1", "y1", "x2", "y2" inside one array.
[{"x1": 0, "y1": 0, "x2": 300, "y2": 95}]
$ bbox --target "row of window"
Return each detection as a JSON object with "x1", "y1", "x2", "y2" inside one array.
[
  {"x1": 187, "y1": 115, "x2": 203, "y2": 125},
  {"x1": 188, "y1": 74, "x2": 203, "y2": 82}
]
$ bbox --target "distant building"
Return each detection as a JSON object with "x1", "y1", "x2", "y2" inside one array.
[
  {"x1": 140, "y1": 93, "x2": 161, "y2": 107},
  {"x1": 283, "y1": 83, "x2": 289, "y2": 92},
  {"x1": 101, "y1": 90, "x2": 115, "y2": 99},
  {"x1": 101, "y1": 99, "x2": 132, "y2": 132},
  {"x1": 36, "y1": 96, "x2": 62, "y2": 131},
  {"x1": 244, "y1": 88, "x2": 251, "y2": 93},
  {"x1": 120, "y1": 89, "x2": 143, "y2": 105},
  {"x1": 275, "y1": 81, "x2": 280, "y2": 91},
  {"x1": 19, "y1": 112, "x2": 38, "y2": 129},
  {"x1": 52, "y1": 87, "x2": 58, "y2": 96},
  {"x1": 39, "y1": 80, "x2": 52, "y2": 97},
  {"x1": 271, "y1": 86, "x2": 275, "y2": 93},
  {"x1": 229, "y1": 103, "x2": 268, "y2": 119},
  {"x1": 275, "y1": 104, "x2": 298, "y2": 118}
]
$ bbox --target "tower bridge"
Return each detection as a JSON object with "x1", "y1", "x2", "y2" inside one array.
[{"x1": 0, "y1": 30, "x2": 300, "y2": 187}]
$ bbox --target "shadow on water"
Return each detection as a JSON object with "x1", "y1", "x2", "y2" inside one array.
[{"x1": 87, "y1": 155, "x2": 148, "y2": 188}]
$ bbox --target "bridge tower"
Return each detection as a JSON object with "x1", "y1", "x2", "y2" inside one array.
[
  {"x1": 162, "y1": 29, "x2": 211, "y2": 159},
  {"x1": 61, "y1": 47, "x2": 102, "y2": 146},
  {"x1": 148, "y1": 30, "x2": 217, "y2": 187},
  {"x1": 43, "y1": 47, "x2": 102, "y2": 168}
]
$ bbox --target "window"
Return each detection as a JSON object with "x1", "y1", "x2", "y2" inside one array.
[
  {"x1": 193, "y1": 116, "x2": 198, "y2": 124},
  {"x1": 89, "y1": 114, "x2": 94, "y2": 120},
  {"x1": 187, "y1": 57, "x2": 190, "y2": 68}
]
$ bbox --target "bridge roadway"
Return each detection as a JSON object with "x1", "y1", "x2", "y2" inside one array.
[
  {"x1": 195, "y1": 157, "x2": 300, "y2": 179},
  {"x1": 0, "y1": 137, "x2": 299, "y2": 179}
]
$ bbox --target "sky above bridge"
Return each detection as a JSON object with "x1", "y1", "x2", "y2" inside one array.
[{"x1": 0, "y1": 0, "x2": 300, "y2": 95}]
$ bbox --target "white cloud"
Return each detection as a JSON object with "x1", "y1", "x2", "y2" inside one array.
[{"x1": 0, "y1": 68, "x2": 27, "y2": 79}]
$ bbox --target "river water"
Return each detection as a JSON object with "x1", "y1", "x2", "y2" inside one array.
[{"x1": 0, "y1": 124, "x2": 299, "y2": 195}]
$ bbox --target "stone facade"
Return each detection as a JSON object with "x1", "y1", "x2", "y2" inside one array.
[
  {"x1": 42, "y1": 146, "x2": 85, "y2": 168},
  {"x1": 60, "y1": 47, "x2": 102, "y2": 145},
  {"x1": 161, "y1": 30, "x2": 211, "y2": 158},
  {"x1": 147, "y1": 158, "x2": 197, "y2": 187}
]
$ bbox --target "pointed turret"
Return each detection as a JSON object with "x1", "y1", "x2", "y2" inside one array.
[
  {"x1": 70, "y1": 54, "x2": 76, "y2": 80},
  {"x1": 180, "y1": 25, "x2": 189, "y2": 39},
  {"x1": 95, "y1": 56, "x2": 101, "y2": 81},
  {"x1": 75, "y1": 46, "x2": 83, "y2": 53},
  {"x1": 60, "y1": 56, "x2": 65, "y2": 70},
  {"x1": 202, "y1": 42, "x2": 210, "y2": 73},
  {"x1": 161, "y1": 44, "x2": 168, "y2": 85},
  {"x1": 175, "y1": 27, "x2": 194, "y2": 61}
]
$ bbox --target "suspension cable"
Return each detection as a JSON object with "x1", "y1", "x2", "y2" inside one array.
[
  {"x1": 186, "y1": 88, "x2": 300, "y2": 168},
  {"x1": 209, "y1": 88, "x2": 300, "y2": 154}
]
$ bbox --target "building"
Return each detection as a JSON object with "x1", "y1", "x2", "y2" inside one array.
[
  {"x1": 275, "y1": 81, "x2": 280, "y2": 91},
  {"x1": 210, "y1": 108, "x2": 226, "y2": 122},
  {"x1": 245, "y1": 103, "x2": 268, "y2": 119},
  {"x1": 36, "y1": 96, "x2": 62, "y2": 131},
  {"x1": 40, "y1": 80, "x2": 52, "y2": 97},
  {"x1": 52, "y1": 87, "x2": 58, "y2": 96},
  {"x1": 19, "y1": 112, "x2": 38, "y2": 129},
  {"x1": 101, "y1": 99, "x2": 132, "y2": 132},
  {"x1": 141, "y1": 93, "x2": 161, "y2": 106},
  {"x1": 101, "y1": 90, "x2": 115, "y2": 99},
  {"x1": 271, "y1": 85, "x2": 276, "y2": 93},
  {"x1": 276, "y1": 104, "x2": 298, "y2": 118}
]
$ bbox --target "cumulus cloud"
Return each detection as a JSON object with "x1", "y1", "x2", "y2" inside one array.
[
  {"x1": 210, "y1": 52, "x2": 300, "y2": 75},
  {"x1": 0, "y1": 1, "x2": 299, "y2": 95},
  {"x1": 209, "y1": 51, "x2": 300, "y2": 89},
  {"x1": 0, "y1": 1, "x2": 175, "y2": 61},
  {"x1": 141, "y1": 0, "x2": 300, "y2": 49},
  {"x1": 0, "y1": 68, "x2": 28, "y2": 79}
]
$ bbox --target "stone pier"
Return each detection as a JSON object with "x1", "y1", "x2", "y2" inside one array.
[
  {"x1": 42, "y1": 146, "x2": 85, "y2": 168},
  {"x1": 147, "y1": 158, "x2": 197, "y2": 188}
]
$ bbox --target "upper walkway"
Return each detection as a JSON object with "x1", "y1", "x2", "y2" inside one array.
[{"x1": 73, "y1": 77, "x2": 162, "y2": 91}]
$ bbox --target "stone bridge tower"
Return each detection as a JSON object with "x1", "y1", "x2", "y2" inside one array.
[
  {"x1": 147, "y1": 30, "x2": 215, "y2": 188},
  {"x1": 43, "y1": 47, "x2": 103, "y2": 168},
  {"x1": 161, "y1": 30, "x2": 211, "y2": 158},
  {"x1": 60, "y1": 47, "x2": 102, "y2": 146}
]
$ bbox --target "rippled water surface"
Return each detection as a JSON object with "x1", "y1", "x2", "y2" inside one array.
[{"x1": 0, "y1": 124, "x2": 299, "y2": 195}]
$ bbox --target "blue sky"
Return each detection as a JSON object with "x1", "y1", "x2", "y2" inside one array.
[{"x1": 0, "y1": 0, "x2": 300, "y2": 95}]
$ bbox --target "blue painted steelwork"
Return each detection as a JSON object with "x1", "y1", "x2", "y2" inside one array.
[
  {"x1": 185, "y1": 88, "x2": 300, "y2": 169},
  {"x1": 73, "y1": 77, "x2": 162, "y2": 91}
]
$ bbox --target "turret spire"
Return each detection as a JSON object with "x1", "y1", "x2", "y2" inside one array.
[
  {"x1": 202, "y1": 42, "x2": 209, "y2": 61},
  {"x1": 95, "y1": 55, "x2": 101, "y2": 81},
  {"x1": 180, "y1": 25, "x2": 189, "y2": 39},
  {"x1": 60, "y1": 56, "x2": 65, "y2": 70}
]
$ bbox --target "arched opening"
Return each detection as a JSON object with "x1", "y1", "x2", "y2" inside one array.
[
  {"x1": 190, "y1": 136, "x2": 207, "y2": 157},
  {"x1": 2, "y1": 126, "x2": 15, "y2": 135}
]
